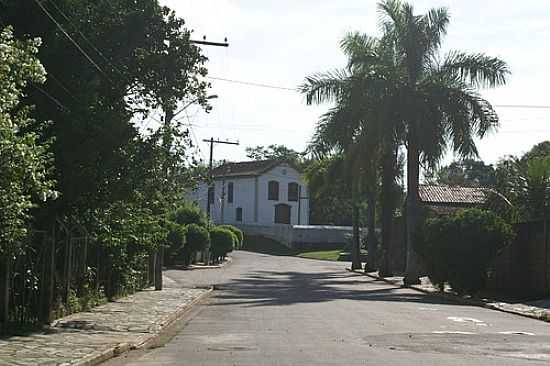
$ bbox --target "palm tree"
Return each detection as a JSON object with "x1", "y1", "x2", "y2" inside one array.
[
  {"x1": 377, "y1": 0, "x2": 510, "y2": 284},
  {"x1": 301, "y1": 31, "x2": 404, "y2": 274}
]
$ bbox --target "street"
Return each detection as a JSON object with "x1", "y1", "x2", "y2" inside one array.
[{"x1": 110, "y1": 251, "x2": 550, "y2": 365}]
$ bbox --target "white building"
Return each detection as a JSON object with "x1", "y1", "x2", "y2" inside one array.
[{"x1": 192, "y1": 160, "x2": 309, "y2": 226}]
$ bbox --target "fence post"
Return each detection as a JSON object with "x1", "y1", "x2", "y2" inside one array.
[{"x1": 0, "y1": 255, "x2": 11, "y2": 328}]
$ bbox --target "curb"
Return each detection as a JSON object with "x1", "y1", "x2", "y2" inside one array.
[
  {"x1": 74, "y1": 287, "x2": 214, "y2": 366},
  {"x1": 347, "y1": 268, "x2": 550, "y2": 323}
]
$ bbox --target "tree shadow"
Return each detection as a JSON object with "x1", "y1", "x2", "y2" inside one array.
[{"x1": 212, "y1": 269, "x2": 458, "y2": 308}]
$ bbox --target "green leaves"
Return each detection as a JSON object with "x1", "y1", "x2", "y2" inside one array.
[{"x1": 0, "y1": 26, "x2": 55, "y2": 256}]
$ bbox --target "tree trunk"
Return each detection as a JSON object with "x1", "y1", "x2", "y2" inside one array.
[
  {"x1": 364, "y1": 191, "x2": 378, "y2": 272},
  {"x1": 351, "y1": 180, "x2": 362, "y2": 270},
  {"x1": 404, "y1": 131, "x2": 421, "y2": 285},
  {"x1": 379, "y1": 144, "x2": 396, "y2": 277}
]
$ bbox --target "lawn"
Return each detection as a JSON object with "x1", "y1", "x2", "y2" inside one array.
[
  {"x1": 242, "y1": 235, "x2": 347, "y2": 261},
  {"x1": 296, "y1": 249, "x2": 341, "y2": 261}
]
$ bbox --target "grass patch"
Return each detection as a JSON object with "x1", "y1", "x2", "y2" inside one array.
[{"x1": 296, "y1": 249, "x2": 341, "y2": 261}]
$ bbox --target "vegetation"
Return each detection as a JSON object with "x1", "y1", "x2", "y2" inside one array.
[
  {"x1": 301, "y1": 0, "x2": 509, "y2": 283},
  {"x1": 170, "y1": 203, "x2": 208, "y2": 227},
  {"x1": 416, "y1": 209, "x2": 514, "y2": 295},
  {"x1": 165, "y1": 223, "x2": 187, "y2": 265},
  {"x1": 430, "y1": 159, "x2": 496, "y2": 188},
  {"x1": 209, "y1": 227, "x2": 236, "y2": 263},
  {"x1": 218, "y1": 225, "x2": 244, "y2": 249},
  {"x1": 184, "y1": 224, "x2": 210, "y2": 265},
  {"x1": 0, "y1": 0, "x2": 212, "y2": 326}
]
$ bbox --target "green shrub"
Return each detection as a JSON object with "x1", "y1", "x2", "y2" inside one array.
[
  {"x1": 171, "y1": 203, "x2": 207, "y2": 226},
  {"x1": 210, "y1": 227, "x2": 235, "y2": 262},
  {"x1": 218, "y1": 225, "x2": 243, "y2": 249},
  {"x1": 184, "y1": 224, "x2": 210, "y2": 265},
  {"x1": 165, "y1": 223, "x2": 187, "y2": 265},
  {"x1": 416, "y1": 208, "x2": 514, "y2": 295}
]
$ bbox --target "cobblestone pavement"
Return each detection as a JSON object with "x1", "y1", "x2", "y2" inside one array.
[
  {"x1": 0, "y1": 284, "x2": 209, "y2": 366},
  {"x1": 363, "y1": 271, "x2": 550, "y2": 322}
]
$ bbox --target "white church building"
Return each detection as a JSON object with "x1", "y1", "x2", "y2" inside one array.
[{"x1": 192, "y1": 160, "x2": 309, "y2": 226}]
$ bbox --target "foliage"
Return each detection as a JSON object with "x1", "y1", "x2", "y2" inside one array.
[
  {"x1": 218, "y1": 225, "x2": 243, "y2": 249},
  {"x1": 431, "y1": 159, "x2": 496, "y2": 188},
  {"x1": 416, "y1": 208, "x2": 514, "y2": 294},
  {"x1": 185, "y1": 223, "x2": 210, "y2": 253},
  {"x1": 170, "y1": 203, "x2": 207, "y2": 227},
  {"x1": 0, "y1": 26, "x2": 55, "y2": 256},
  {"x1": 209, "y1": 227, "x2": 235, "y2": 261},
  {"x1": 165, "y1": 222, "x2": 187, "y2": 264},
  {"x1": 246, "y1": 144, "x2": 305, "y2": 168}
]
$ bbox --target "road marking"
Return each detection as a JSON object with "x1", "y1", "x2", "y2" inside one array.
[
  {"x1": 432, "y1": 331, "x2": 476, "y2": 335},
  {"x1": 447, "y1": 316, "x2": 487, "y2": 326},
  {"x1": 498, "y1": 331, "x2": 535, "y2": 336}
]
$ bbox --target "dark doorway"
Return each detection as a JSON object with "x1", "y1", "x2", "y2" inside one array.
[{"x1": 274, "y1": 204, "x2": 291, "y2": 224}]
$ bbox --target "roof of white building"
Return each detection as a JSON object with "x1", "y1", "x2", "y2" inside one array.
[{"x1": 212, "y1": 160, "x2": 300, "y2": 178}]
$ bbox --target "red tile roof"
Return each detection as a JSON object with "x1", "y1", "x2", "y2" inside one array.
[{"x1": 419, "y1": 185, "x2": 490, "y2": 205}]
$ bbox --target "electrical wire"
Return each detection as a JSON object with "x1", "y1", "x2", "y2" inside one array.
[
  {"x1": 207, "y1": 76, "x2": 298, "y2": 91},
  {"x1": 34, "y1": 0, "x2": 114, "y2": 84}
]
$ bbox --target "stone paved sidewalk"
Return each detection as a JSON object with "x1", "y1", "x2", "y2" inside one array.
[
  {"x1": 0, "y1": 284, "x2": 211, "y2": 366},
  {"x1": 358, "y1": 270, "x2": 550, "y2": 323}
]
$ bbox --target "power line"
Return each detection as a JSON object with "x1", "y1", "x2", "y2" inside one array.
[
  {"x1": 34, "y1": 0, "x2": 113, "y2": 84},
  {"x1": 495, "y1": 104, "x2": 550, "y2": 109},
  {"x1": 207, "y1": 76, "x2": 297, "y2": 91},
  {"x1": 32, "y1": 83, "x2": 70, "y2": 112}
]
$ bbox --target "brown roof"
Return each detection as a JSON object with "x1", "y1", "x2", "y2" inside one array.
[
  {"x1": 211, "y1": 159, "x2": 282, "y2": 178},
  {"x1": 419, "y1": 185, "x2": 489, "y2": 205}
]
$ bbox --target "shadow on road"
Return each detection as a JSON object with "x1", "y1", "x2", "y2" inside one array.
[{"x1": 213, "y1": 269, "x2": 456, "y2": 307}]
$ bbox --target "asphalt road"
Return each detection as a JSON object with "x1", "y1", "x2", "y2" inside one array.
[{"x1": 110, "y1": 251, "x2": 550, "y2": 365}]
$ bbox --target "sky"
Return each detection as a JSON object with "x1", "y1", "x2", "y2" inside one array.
[{"x1": 159, "y1": 0, "x2": 550, "y2": 167}]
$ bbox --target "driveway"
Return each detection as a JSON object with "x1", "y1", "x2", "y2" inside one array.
[{"x1": 110, "y1": 251, "x2": 550, "y2": 365}]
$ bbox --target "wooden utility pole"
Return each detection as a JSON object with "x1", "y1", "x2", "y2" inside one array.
[{"x1": 202, "y1": 139, "x2": 238, "y2": 265}]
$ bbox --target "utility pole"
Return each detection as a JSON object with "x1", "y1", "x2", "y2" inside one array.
[
  {"x1": 203, "y1": 138, "x2": 239, "y2": 264},
  {"x1": 154, "y1": 36, "x2": 229, "y2": 291}
]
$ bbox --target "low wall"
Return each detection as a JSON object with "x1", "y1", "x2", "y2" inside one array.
[{"x1": 237, "y1": 224, "x2": 362, "y2": 249}]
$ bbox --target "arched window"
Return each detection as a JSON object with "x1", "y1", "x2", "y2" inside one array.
[
  {"x1": 227, "y1": 182, "x2": 234, "y2": 203},
  {"x1": 268, "y1": 180, "x2": 279, "y2": 201},
  {"x1": 288, "y1": 182, "x2": 299, "y2": 201},
  {"x1": 274, "y1": 204, "x2": 291, "y2": 224}
]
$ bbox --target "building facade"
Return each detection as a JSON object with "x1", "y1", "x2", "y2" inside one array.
[{"x1": 192, "y1": 160, "x2": 309, "y2": 226}]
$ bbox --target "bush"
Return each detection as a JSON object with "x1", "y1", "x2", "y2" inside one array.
[
  {"x1": 184, "y1": 224, "x2": 210, "y2": 265},
  {"x1": 416, "y1": 208, "x2": 514, "y2": 295},
  {"x1": 218, "y1": 225, "x2": 243, "y2": 249},
  {"x1": 210, "y1": 227, "x2": 236, "y2": 262},
  {"x1": 171, "y1": 203, "x2": 207, "y2": 227},
  {"x1": 165, "y1": 222, "x2": 187, "y2": 265}
]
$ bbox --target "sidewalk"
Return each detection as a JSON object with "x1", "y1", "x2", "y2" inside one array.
[
  {"x1": 355, "y1": 270, "x2": 550, "y2": 323},
  {"x1": 0, "y1": 281, "x2": 211, "y2": 366}
]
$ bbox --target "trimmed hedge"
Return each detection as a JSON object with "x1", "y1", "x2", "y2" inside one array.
[
  {"x1": 165, "y1": 222, "x2": 187, "y2": 264},
  {"x1": 184, "y1": 223, "x2": 210, "y2": 265},
  {"x1": 218, "y1": 225, "x2": 243, "y2": 249},
  {"x1": 171, "y1": 203, "x2": 207, "y2": 226},
  {"x1": 210, "y1": 227, "x2": 235, "y2": 262},
  {"x1": 416, "y1": 208, "x2": 514, "y2": 295}
]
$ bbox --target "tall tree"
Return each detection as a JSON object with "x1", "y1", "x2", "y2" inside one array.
[
  {"x1": 378, "y1": 0, "x2": 509, "y2": 284},
  {"x1": 434, "y1": 159, "x2": 496, "y2": 187}
]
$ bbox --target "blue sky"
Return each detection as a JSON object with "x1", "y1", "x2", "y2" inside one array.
[{"x1": 159, "y1": 0, "x2": 550, "y2": 167}]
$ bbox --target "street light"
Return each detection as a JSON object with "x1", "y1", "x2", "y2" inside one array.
[{"x1": 173, "y1": 94, "x2": 218, "y2": 119}]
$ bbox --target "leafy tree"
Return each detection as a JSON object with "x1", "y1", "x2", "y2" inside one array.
[
  {"x1": 416, "y1": 209, "x2": 513, "y2": 294},
  {"x1": 246, "y1": 144, "x2": 305, "y2": 167},
  {"x1": 433, "y1": 159, "x2": 496, "y2": 187},
  {"x1": 170, "y1": 203, "x2": 207, "y2": 227},
  {"x1": 0, "y1": 26, "x2": 55, "y2": 257}
]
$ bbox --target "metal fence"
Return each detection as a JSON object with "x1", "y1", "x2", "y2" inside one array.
[{"x1": 1, "y1": 218, "x2": 156, "y2": 327}]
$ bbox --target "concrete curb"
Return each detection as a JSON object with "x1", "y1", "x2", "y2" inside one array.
[
  {"x1": 73, "y1": 287, "x2": 214, "y2": 366},
  {"x1": 347, "y1": 268, "x2": 550, "y2": 323}
]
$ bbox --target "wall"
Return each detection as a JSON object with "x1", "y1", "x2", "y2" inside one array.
[{"x1": 237, "y1": 224, "x2": 360, "y2": 249}]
